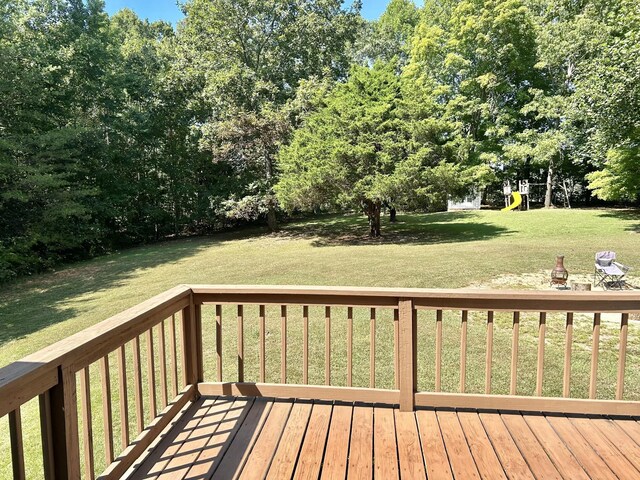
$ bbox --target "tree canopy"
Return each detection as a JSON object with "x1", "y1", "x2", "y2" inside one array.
[{"x1": 1, "y1": 0, "x2": 639, "y2": 279}]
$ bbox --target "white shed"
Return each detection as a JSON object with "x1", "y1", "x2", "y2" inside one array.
[{"x1": 447, "y1": 193, "x2": 482, "y2": 211}]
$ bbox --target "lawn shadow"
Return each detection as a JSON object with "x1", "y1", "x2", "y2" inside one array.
[
  {"x1": 278, "y1": 211, "x2": 512, "y2": 247},
  {"x1": 0, "y1": 228, "x2": 269, "y2": 348},
  {"x1": 596, "y1": 208, "x2": 640, "y2": 234}
]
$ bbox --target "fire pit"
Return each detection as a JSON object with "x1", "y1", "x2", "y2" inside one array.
[{"x1": 551, "y1": 255, "x2": 569, "y2": 287}]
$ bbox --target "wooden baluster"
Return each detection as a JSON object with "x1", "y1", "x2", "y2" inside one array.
[
  {"x1": 485, "y1": 311, "x2": 494, "y2": 394},
  {"x1": 260, "y1": 305, "x2": 266, "y2": 383},
  {"x1": 38, "y1": 391, "x2": 55, "y2": 480},
  {"x1": 158, "y1": 321, "x2": 168, "y2": 409},
  {"x1": 460, "y1": 310, "x2": 468, "y2": 393},
  {"x1": 80, "y1": 367, "x2": 95, "y2": 479},
  {"x1": 347, "y1": 307, "x2": 353, "y2": 387},
  {"x1": 281, "y1": 305, "x2": 287, "y2": 384},
  {"x1": 169, "y1": 314, "x2": 179, "y2": 396},
  {"x1": 303, "y1": 306, "x2": 309, "y2": 384},
  {"x1": 100, "y1": 355, "x2": 114, "y2": 464},
  {"x1": 510, "y1": 312, "x2": 520, "y2": 396},
  {"x1": 617, "y1": 313, "x2": 629, "y2": 400},
  {"x1": 398, "y1": 299, "x2": 416, "y2": 412},
  {"x1": 394, "y1": 309, "x2": 400, "y2": 390},
  {"x1": 146, "y1": 329, "x2": 157, "y2": 420},
  {"x1": 325, "y1": 306, "x2": 331, "y2": 386},
  {"x1": 563, "y1": 313, "x2": 573, "y2": 398},
  {"x1": 435, "y1": 310, "x2": 443, "y2": 392},
  {"x1": 370, "y1": 308, "x2": 376, "y2": 389},
  {"x1": 536, "y1": 312, "x2": 546, "y2": 396},
  {"x1": 590, "y1": 313, "x2": 601, "y2": 399},
  {"x1": 215, "y1": 305, "x2": 223, "y2": 382},
  {"x1": 117, "y1": 345, "x2": 129, "y2": 450},
  {"x1": 237, "y1": 305, "x2": 244, "y2": 383},
  {"x1": 9, "y1": 407, "x2": 26, "y2": 480},
  {"x1": 132, "y1": 336, "x2": 144, "y2": 434}
]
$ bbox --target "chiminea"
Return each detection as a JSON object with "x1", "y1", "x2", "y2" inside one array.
[{"x1": 551, "y1": 255, "x2": 569, "y2": 287}]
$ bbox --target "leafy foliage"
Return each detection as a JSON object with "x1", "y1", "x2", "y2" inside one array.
[{"x1": 1, "y1": 0, "x2": 639, "y2": 277}]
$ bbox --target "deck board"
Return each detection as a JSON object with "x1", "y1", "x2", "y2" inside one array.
[
  {"x1": 523, "y1": 413, "x2": 589, "y2": 480},
  {"x1": 416, "y1": 410, "x2": 453, "y2": 480},
  {"x1": 479, "y1": 412, "x2": 533, "y2": 480},
  {"x1": 266, "y1": 401, "x2": 312, "y2": 480},
  {"x1": 501, "y1": 412, "x2": 562, "y2": 480},
  {"x1": 347, "y1": 405, "x2": 373, "y2": 478},
  {"x1": 437, "y1": 410, "x2": 481, "y2": 479},
  {"x1": 238, "y1": 400, "x2": 292, "y2": 480},
  {"x1": 457, "y1": 411, "x2": 506, "y2": 479},
  {"x1": 158, "y1": 397, "x2": 234, "y2": 480},
  {"x1": 184, "y1": 397, "x2": 254, "y2": 480},
  {"x1": 210, "y1": 398, "x2": 274, "y2": 480},
  {"x1": 569, "y1": 415, "x2": 640, "y2": 480},
  {"x1": 321, "y1": 404, "x2": 352, "y2": 480},
  {"x1": 395, "y1": 410, "x2": 426, "y2": 478},
  {"x1": 614, "y1": 417, "x2": 640, "y2": 445},
  {"x1": 126, "y1": 396, "x2": 640, "y2": 480},
  {"x1": 292, "y1": 403, "x2": 332, "y2": 480},
  {"x1": 133, "y1": 397, "x2": 212, "y2": 479},
  {"x1": 545, "y1": 414, "x2": 617, "y2": 480},
  {"x1": 373, "y1": 406, "x2": 399, "y2": 479}
]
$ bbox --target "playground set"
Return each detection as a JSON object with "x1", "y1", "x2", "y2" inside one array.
[{"x1": 502, "y1": 180, "x2": 530, "y2": 211}]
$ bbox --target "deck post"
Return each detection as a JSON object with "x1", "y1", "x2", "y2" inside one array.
[
  {"x1": 44, "y1": 367, "x2": 81, "y2": 479},
  {"x1": 181, "y1": 292, "x2": 201, "y2": 390},
  {"x1": 399, "y1": 298, "x2": 416, "y2": 411}
]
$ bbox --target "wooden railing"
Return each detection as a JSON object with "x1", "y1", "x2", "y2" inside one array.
[{"x1": 0, "y1": 285, "x2": 639, "y2": 479}]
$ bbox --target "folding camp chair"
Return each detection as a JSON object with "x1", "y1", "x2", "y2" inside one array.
[{"x1": 594, "y1": 251, "x2": 630, "y2": 289}]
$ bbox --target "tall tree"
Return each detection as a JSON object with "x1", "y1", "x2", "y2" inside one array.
[
  {"x1": 578, "y1": 0, "x2": 640, "y2": 202},
  {"x1": 277, "y1": 63, "x2": 406, "y2": 236},
  {"x1": 178, "y1": 0, "x2": 361, "y2": 231}
]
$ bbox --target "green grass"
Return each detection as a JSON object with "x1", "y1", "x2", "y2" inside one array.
[{"x1": 1, "y1": 208, "x2": 639, "y2": 478}]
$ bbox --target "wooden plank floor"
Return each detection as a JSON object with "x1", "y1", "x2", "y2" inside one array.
[{"x1": 128, "y1": 396, "x2": 640, "y2": 480}]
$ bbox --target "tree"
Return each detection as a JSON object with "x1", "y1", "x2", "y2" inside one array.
[
  {"x1": 178, "y1": 0, "x2": 361, "y2": 231},
  {"x1": 576, "y1": 0, "x2": 640, "y2": 202},
  {"x1": 277, "y1": 63, "x2": 406, "y2": 236},
  {"x1": 0, "y1": 0, "x2": 111, "y2": 279}
]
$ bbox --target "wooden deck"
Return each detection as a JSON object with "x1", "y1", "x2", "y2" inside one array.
[{"x1": 128, "y1": 396, "x2": 640, "y2": 480}]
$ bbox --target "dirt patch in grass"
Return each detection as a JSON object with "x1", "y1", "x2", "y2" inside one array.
[{"x1": 466, "y1": 271, "x2": 602, "y2": 291}]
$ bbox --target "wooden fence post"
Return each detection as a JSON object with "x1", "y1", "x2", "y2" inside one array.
[
  {"x1": 182, "y1": 293, "x2": 202, "y2": 390},
  {"x1": 43, "y1": 367, "x2": 81, "y2": 479},
  {"x1": 399, "y1": 298, "x2": 416, "y2": 412}
]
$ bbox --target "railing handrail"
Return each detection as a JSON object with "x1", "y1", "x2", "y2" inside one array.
[{"x1": 191, "y1": 284, "x2": 640, "y2": 312}]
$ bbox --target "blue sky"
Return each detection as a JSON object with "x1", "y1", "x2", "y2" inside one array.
[{"x1": 103, "y1": 0, "x2": 410, "y2": 24}]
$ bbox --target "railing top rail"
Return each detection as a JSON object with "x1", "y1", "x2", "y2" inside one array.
[
  {"x1": 189, "y1": 284, "x2": 640, "y2": 299},
  {"x1": 190, "y1": 284, "x2": 640, "y2": 312}
]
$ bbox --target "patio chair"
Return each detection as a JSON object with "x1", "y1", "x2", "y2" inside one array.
[{"x1": 594, "y1": 251, "x2": 630, "y2": 289}]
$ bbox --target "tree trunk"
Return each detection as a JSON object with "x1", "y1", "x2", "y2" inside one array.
[
  {"x1": 267, "y1": 206, "x2": 278, "y2": 232},
  {"x1": 389, "y1": 207, "x2": 397, "y2": 223},
  {"x1": 366, "y1": 201, "x2": 382, "y2": 237},
  {"x1": 544, "y1": 160, "x2": 554, "y2": 208}
]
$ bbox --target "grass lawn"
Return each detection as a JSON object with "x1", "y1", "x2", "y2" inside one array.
[{"x1": 1, "y1": 208, "x2": 639, "y2": 477}]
